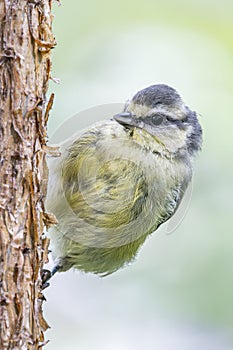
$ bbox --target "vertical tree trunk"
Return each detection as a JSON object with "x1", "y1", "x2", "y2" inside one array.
[{"x1": 0, "y1": 1, "x2": 56, "y2": 348}]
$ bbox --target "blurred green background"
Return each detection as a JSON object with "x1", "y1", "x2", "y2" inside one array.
[{"x1": 45, "y1": 0, "x2": 233, "y2": 349}]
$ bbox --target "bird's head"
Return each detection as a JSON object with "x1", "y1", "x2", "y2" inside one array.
[{"x1": 114, "y1": 84, "x2": 202, "y2": 157}]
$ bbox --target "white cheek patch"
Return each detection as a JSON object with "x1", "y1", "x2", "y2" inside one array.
[
  {"x1": 156, "y1": 125, "x2": 193, "y2": 153},
  {"x1": 125, "y1": 102, "x2": 194, "y2": 154}
]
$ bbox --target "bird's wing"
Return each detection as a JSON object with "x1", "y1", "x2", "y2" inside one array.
[
  {"x1": 61, "y1": 131, "x2": 149, "y2": 230},
  {"x1": 152, "y1": 177, "x2": 190, "y2": 233}
]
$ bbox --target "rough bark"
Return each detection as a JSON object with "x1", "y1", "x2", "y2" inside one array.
[{"x1": 0, "y1": 1, "x2": 56, "y2": 348}]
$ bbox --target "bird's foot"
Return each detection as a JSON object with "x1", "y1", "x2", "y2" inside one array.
[{"x1": 41, "y1": 269, "x2": 52, "y2": 290}]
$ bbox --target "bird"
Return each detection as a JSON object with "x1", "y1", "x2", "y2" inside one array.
[{"x1": 44, "y1": 84, "x2": 202, "y2": 281}]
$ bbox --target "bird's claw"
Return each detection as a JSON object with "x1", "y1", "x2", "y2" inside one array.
[{"x1": 41, "y1": 269, "x2": 52, "y2": 289}]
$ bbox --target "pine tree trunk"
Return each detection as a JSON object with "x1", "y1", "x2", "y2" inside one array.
[{"x1": 0, "y1": 1, "x2": 56, "y2": 348}]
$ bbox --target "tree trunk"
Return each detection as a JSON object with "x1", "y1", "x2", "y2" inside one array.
[{"x1": 0, "y1": 1, "x2": 56, "y2": 348}]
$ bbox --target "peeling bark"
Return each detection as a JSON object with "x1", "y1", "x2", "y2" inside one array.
[{"x1": 0, "y1": 1, "x2": 55, "y2": 348}]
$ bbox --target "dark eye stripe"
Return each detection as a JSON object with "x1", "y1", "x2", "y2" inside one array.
[
  {"x1": 166, "y1": 115, "x2": 188, "y2": 123},
  {"x1": 144, "y1": 114, "x2": 188, "y2": 129}
]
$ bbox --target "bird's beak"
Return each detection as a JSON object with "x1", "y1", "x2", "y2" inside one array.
[{"x1": 114, "y1": 112, "x2": 138, "y2": 128}]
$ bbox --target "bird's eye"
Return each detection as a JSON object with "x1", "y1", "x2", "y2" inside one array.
[{"x1": 151, "y1": 115, "x2": 164, "y2": 125}]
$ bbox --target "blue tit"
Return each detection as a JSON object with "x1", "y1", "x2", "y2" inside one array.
[{"x1": 45, "y1": 84, "x2": 202, "y2": 279}]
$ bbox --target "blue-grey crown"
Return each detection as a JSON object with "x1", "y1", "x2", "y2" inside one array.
[{"x1": 132, "y1": 84, "x2": 182, "y2": 108}]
